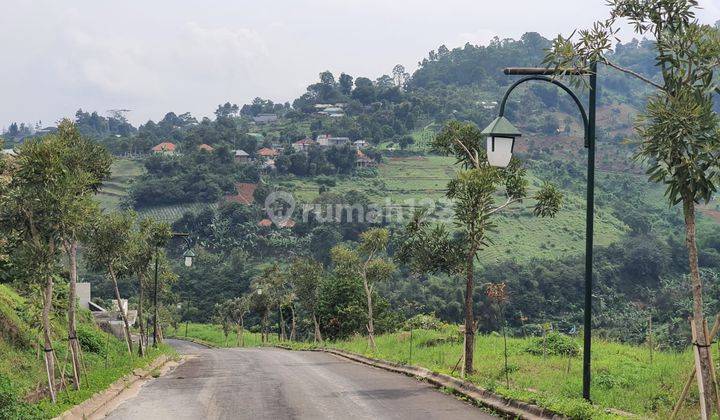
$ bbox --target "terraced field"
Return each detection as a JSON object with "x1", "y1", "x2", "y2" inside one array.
[{"x1": 95, "y1": 158, "x2": 144, "y2": 210}]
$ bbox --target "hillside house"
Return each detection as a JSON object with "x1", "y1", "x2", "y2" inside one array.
[
  {"x1": 292, "y1": 138, "x2": 316, "y2": 152},
  {"x1": 353, "y1": 140, "x2": 369, "y2": 149},
  {"x1": 252, "y1": 114, "x2": 278, "y2": 124},
  {"x1": 234, "y1": 149, "x2": 250, "y2": 163},
  {"x1": 225, "y1": 182, "x2": 257, "y2": 205},
  {"x1": 258, "y1": 218, "x2": 295, "y2": 228},
  {"x1": 151, "y1": 142, "x2": 176, "y2": 154},
  {"x1": 316, "y1": 134, "x2": 350, "y2": 147},
  {"x1": 198, "y1": 143, "x2": 214, "y2": 152},
  {"x1": 356, "y1": 150, "x2": 377, "y2": 168},
  {"x1": 257, "y1": 147, "x2": 279, "y2": 158}
]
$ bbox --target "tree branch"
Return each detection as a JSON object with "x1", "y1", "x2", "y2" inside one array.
[
  {"x1": 488, "y1": 197, "x2": 523, "y2": 216},
  {"x1": 603, "y1": 58, "x2": 666, "y2": 91}
]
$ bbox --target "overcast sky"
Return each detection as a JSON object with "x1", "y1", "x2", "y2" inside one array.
[{"x1": 1, "y1": 0, "x2": 718, "y2": 128}]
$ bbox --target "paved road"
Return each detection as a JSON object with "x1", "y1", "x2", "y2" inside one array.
[{"x1": 105, "y1": 340, "x2": 496, "y2": 420}]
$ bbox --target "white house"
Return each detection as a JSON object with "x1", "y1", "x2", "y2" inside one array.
[
  {"x1": 252, "y1": 114, "x2": 278, "y2": 124},
  {"x1": 316, "y1": 134, "x2": 350, "y2": 147}
]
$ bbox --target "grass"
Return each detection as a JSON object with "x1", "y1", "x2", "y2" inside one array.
[
  {"x1": 95, "y1": 158, "x2": 144, "y2": 210},
  {"x1": 0, "y1": 284, "x2": 176, "y2": 419},
  {"x1": 177, "y1": 322, "x2": 702, "y2": 419}
]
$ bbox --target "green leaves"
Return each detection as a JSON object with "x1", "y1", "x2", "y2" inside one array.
[{"x1": 533, "y1": 183, "x2": 563, "y2": 218}]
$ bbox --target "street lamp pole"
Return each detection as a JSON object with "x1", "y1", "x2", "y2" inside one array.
[{"x1": 487, "y1": 64, "x2": 597, "y2": 400}]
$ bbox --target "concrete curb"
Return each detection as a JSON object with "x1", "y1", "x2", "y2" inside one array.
[
  {"x1": 54, "y1": 354, "x2": 172, "y2": 420},
  {"x1": 272, "y1": 344, "x2": 565, "y2": 420},
  {"x1": 168, "y1": 336, "x2": 218, "y2": 349}
]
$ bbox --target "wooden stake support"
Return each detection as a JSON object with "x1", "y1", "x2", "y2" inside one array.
[{"x1": 671, "y1": 314, "x2": 720, "y2": 420}]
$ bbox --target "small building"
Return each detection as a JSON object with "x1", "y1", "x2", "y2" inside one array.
[
  {"x1": 292, "y1": 138, "x2": 316, "y2": 152},
  {"x1": 257, "y1": 147, "x2": 279, "y2": 159},
  {"x1": 234, "y1": 149, "x2": 250, "y2": 163},
  {"x1": 356, "y1": 150, "x2": 377, "y2": 168},
  {"x1": 353, "y1": 140, "x2": 369, "y2": 149},
  {"x1": 198, "y1": 143, "x2": 214, "y2": 152},
  {"x1": 252, "y1": 114, "x2": 278, "y2": 124},
  {"x1": 316, "y1": 134, "x2": 350, "y2": 147},
  {"x1": 258, "y1": 218, "x2": 295, "y2": 228},
  {"x1": 318, "y1": 107, "x2": 344, "y2": 117},
  {"x1": 151, "y1": 142, "x2": 176, "y2": 154},
  {"x1": 225, "y1": 182, "x2": 257, "y2": 205},
  {"x1": 1, "y1": 149, "x2": 17, "y2": 157}
]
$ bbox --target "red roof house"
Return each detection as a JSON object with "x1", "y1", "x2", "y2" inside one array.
[
  {"x1": 151, "y1": 142, "x2": 176, "y2": 153},
  {"x1": 225, "y1": 182, "x2": 257, "y2": 205},
  {"x1": 257, "y1": 147, "x2": 279, "y2": 158}
]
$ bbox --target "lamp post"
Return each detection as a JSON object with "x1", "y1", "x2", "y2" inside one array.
[
  {"x1": 153, "y1": 232, "x2": 194, "y2": 347},
  {"x1": 482, "y1": 64, "x2": 597, "y2": 401}
]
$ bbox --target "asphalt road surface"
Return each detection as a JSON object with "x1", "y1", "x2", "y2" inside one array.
[{"x1": 105, "y1": 339, "x2": 497, "y2": 420}]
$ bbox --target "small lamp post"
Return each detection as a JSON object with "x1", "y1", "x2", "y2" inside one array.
[{"x1": 481, "y1": 116, "x2": 522, "y2": 168}]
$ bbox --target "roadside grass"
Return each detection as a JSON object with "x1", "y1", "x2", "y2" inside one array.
[
  {"x1": 0, "y1": 284, "x2": 176, "y2": 419},
  {"x1": 177, "y1": 323, "x2": 699, "y2": 419}
]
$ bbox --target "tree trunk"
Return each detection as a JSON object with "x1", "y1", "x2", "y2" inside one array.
[
  {"x1": 312, "y1": 311, "x2": 323, "y2": 343},
  {"x1": 42, "y1": 275, "x2": 57, "y2": 403},
  {"x1": 137, "y1": 272, "x2": 146, "y2": 357},
  {"x1": 289, "y1": 306, "x2": 296, "y2": 342},
  {"x1": 239, "y1": 317, "x2": 245, "y2": 347},
  {"x1": 262, "y1": 312, "x2": 268, "y2": 343},
  {"x1": 684, "y1": 198, "x2": 716, "y2": 417},
  {"x1": 109, "y1": 267, "x2": 133, "y2": 354},
  {"x1": 236, "y1": 323, "x2": 241, "y2": 347},
  {"x1": 279, "y1": 307, "x2": 286, "y2": 341},
  {"x1": 362, "y1": 276, "x2": 377, "y2": 351},
  {"x1": 66, "y1": 241, "x2": 81, "y2": 390},
  {"x1": 464, "y1": 249, "x2": 476, "y2": 375}
]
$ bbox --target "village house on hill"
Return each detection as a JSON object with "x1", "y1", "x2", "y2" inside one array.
[
  {"x1": 225, "y1": 182, "x2": 257, "y2": 205},
  {"x1": 151, "y1": 142, "x2": 176, "y2": 155},
  {"x1": 233, "y1": 149, "x2": 250, "y2": 163},
  {"x1": 257, "y1": 147, "x2": 279, "y2": 159},
  {"x1": 316, "y1": 134, "x2": 350, "y2": 147},
  {"x1": 252, "y1": 114, "x2": 278, "y2": 124},
  {"x1": 356, "y1": 149, "x2": 376, "y2": 168},
  {"x1": 292, "y1": 138, "x2": 316, "y2": 152}
]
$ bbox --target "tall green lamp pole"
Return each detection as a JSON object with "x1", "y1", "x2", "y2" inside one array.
[{"x1": 481, "y1": 64, "x2": 597, "y2": 400}]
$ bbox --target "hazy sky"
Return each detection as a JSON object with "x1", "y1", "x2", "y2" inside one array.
[{"x1": 1, "y1": 0, "x2": 718, "y2": 128}]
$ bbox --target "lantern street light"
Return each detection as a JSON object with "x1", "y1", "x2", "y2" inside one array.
[
  {"x1": 483, "y1": 64, "x2": 598, "y2": 401},
  {"x1": 153, "y1": 232, "x2": 194, "y2": 347},
  {"x1": 183, "y1": 248, "x2": 196, "y2": 267},
  {"x1": 481, "y1": 116, "x2": 522, "y2": 168}
]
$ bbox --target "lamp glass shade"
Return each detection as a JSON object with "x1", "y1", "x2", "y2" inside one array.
[
  {"x1": 184, "y1": 256, "x2": 193, "y2": 267},
  {"x1": 486, "y1": 136, "x2": 514, "y2": 168}
]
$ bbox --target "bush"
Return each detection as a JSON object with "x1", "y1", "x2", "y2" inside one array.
[
  {"x1": 0, "y1": 373, "x2": 40, "y2": 420},
  {"x1": 403, "y1": 313, "x2": 447, "y2": 331},
  {"x1": 77, "y1": 325, "x2": 107, "y2": 355},
  {"x1": 525, "y1": 332, "x2": 579, "y2": 357}
]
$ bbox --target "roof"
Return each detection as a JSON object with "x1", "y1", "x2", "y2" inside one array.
[
  {"x1": 2, "y1": 149, "x2": 17, "y2": 157},
  {"x1": 234, "y1": 149, "x2": 249, "y2": 156},
  {"x1": 258, "y1": 218, "x2": 295, "y2": 228},
  {"x1": 198, "y1": 144, "x2": 214, "y2": 151},
  {"x1": 257, "y1": 147, "x2": 279, "y2": 157},
  {"x1": 225, "y1": 182, "x2": 257, "y2": 205},
  {"x1": 481, "y1": 116, "x2": 522, "y2": 137},
  {"x1": 293, "y1": 138, "x2": 315, "y2": 145},
  {"x1": 151, "y1": 142, "x2": 176, "y2": 152}
]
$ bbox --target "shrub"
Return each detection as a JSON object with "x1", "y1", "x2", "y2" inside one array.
[
  {"x1": 77, "y1": 325, "x2": 107, "y2": 355},
  {"x1": 403, "y1": 313, "x2": 447, "y2": 331},
  {"x1": 525, "y1": 332, "x2": 579, "y2": 357}
]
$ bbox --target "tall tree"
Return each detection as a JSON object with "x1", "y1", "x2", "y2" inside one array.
[
  {"x1": 1, "y1": 121, "x2": 105, "y2": 401},
  {"x1": 289, "y1": 258, "x2": 324, "y2": 343},
  {"x1": 545, "y1": 0, "x2": 720, "y2": 412},
  {"x1": 56, "y1": 120, "x2": 111, "y2": 389},
  {"x1": 86, "y1": 211, "x2": 136, "y2": 354},
  {"x1": 128, "y1": 218, "x2": 171, "y2": 356},
  {"x1": 331, "y1": 228, "x2": 395, "y2": 351}
]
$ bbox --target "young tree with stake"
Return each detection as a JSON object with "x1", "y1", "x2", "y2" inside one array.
[{"x1": 396, "y1": 121, "x2": 561, "y2": 375}]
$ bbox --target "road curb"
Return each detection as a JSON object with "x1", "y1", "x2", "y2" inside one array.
[
  {"x1": 54, "y1": 354, "x2": 173, "y2": 420},
  {"x1": 168, "y1": 336, "x2": 218, "y2": 348},
  {"x1": 273, "y1": 344, "x2": 565, "y2": 420}
]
